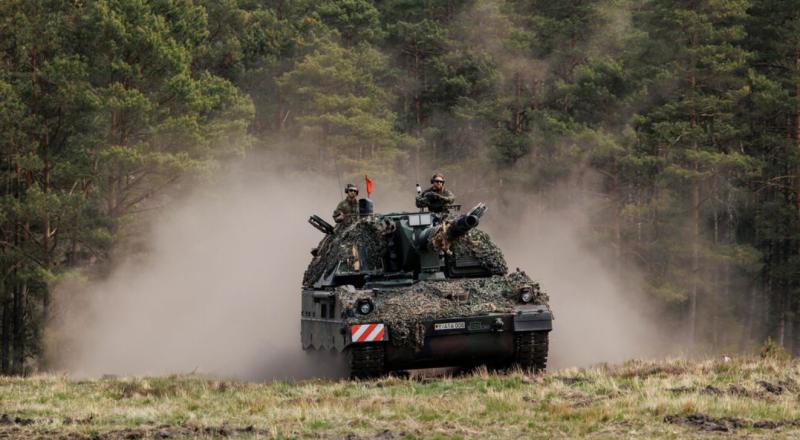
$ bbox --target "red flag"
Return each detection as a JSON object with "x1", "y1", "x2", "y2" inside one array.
[{"x1": 365, "y1": 174, "x2": 374, "y2": 197}]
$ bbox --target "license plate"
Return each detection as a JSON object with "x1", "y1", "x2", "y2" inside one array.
[{"x1": 434, "y1": 321, "x2": 465, "y2": 331}]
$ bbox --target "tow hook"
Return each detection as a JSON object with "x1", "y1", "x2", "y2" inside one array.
[{"x1": 492, "y1": 317, "x2": 504, "y2": 332}]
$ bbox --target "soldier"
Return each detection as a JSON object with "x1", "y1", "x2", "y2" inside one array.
[
  {"x1": 416, "y1": 173, "x2": 455, "y2": 213},
  {"x1": 333, "y1": 183, "x2": 360, "y2": 225}
]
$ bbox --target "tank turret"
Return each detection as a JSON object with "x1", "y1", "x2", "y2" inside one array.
[{"x1": 305, "y1": 201, "x2": 490, "y2": 285}]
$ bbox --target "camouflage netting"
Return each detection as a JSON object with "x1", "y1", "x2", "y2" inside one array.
[
  {"x1": 304, "y1": 218, "x2": 507, "y2": 285},
  {"x1": 303, "y1": 220, "x2": 386, "y2": 286},
  {"x1": 450, "y1": 229, "x2": 508, "y2": 275},
  {"x1": 338, "y1": 270, "x2": 548, "y2": 347}
]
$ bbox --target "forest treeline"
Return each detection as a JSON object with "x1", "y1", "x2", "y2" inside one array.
[{"x1": 1, "y1": 0, "x2": 799, "y2": 373}]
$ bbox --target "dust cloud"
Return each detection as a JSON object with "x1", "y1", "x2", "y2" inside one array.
[
  {"x1": 49, "y1": 167, "x2": 666, "y2": 380},
  {"x1": 485, "y1": 193, "x2": 672, "y2": 368},
  {"x1": 49, "y1": 167, "x2": 349, "y2": 380},
  {"x1": 48, "y1": 163, "x2": 670, "y2": 379}
]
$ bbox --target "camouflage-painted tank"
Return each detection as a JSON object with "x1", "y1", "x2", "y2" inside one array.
[{"x1": 302, "y1": 199, "x2": 553, "y2": 378}]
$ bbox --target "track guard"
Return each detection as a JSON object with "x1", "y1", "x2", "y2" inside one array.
[{"x1": 513, "y1": 305, "x2": 553, "y2": 332}]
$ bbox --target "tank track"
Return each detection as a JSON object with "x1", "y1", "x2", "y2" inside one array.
[
  {"x1": 348, "y1": 343, "x2": 386, "y2": 379},
  {"x1": 514, "y1": 331, "x2": 549, "y2": 373}
]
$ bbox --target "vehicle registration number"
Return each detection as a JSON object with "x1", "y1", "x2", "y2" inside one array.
[{"x1": 434, "y1": 321, "x2": 465, "y2": 331}]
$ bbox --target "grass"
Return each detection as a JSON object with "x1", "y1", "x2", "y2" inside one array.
[{"x1": 2, "y1": 357, "x2": 800, "y2": 438}]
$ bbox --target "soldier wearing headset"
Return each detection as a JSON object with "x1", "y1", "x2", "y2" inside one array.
[
  {"x1": 416, "y1": 173, "x2": 455, "y2": 213},
  {"x1": 333, "y1": 183, "x2": 361, "y2": 225}
]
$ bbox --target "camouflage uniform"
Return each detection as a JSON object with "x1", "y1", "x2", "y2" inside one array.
[
  {"x1": 416, "y1": 186, "x2": 455, "y2": 213},
  {"x1": 333, "y1": 198, "x2": 360, "y2": 225}
]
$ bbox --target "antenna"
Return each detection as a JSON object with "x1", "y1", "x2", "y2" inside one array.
[{"x1": 415, "y1": 144, "x2": 421, "y2": 195}]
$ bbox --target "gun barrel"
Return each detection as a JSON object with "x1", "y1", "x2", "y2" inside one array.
[
  {"x1": 309, "y1": 215, "x2": 335, "y2": 235},
  {"x1": 447, "y1": 214, "x2": 479, "y2": 240},
  {"x1": 413, "y1": 202, "x2": 487, "y2": 251}
]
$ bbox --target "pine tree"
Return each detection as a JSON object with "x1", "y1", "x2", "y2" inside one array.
[
  {"x1": 744, "y1": 0, "x2": 800, "y2": 351},
  {"x1": 277, "y1": 35, "x2": 418, "y2": 184},
  {"x1": 0, "y1": 0, "x2": 254, "y2": 372},
  {"x1": 632, "y1": 0, "x2": 757, "y2": 351}
]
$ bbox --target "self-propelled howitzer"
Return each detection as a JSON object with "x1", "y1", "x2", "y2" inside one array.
[{"x1": 302, "y1": 200, "x2": 553, "y2": 378}]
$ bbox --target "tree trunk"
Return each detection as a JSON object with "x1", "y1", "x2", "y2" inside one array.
[
  {"x1": 795, "y1": 50, "x2": 800, "y2": 212},
  {"x1": 745, "y1": 284, "x2": 757, "y2": 350},
  {"x1": 107, "y1": 174, "x2": 117, "y2": 217},
  {"x1": 689, "y1": 177, "x2": 700, "y2": 353},
  {"x1": 777, "y1": 237, "x2": 788, "y2": 347},
  {"x1": 10, "y1": 156, "x2": 22, "y2": 374},
  {"x1": 1, "y1": 286, "x2": 9, "y2": 373},
  {"x1": 687, "y1": 37, "x2": 700, "y2": 353},
  {"x1": 0, "y1": 203, "x2": 7, "y2": 373},
  {"x1": 42, "y1": 152, "x2": 51, "y2": 324},
  {"x1": 792, "y1": 308, "x2": 800, "y2": 356},
  {"x1": 778, "y1": 309, "x2": 786, "y2": 347},
  {"x1": 514, "y1": 74, "x2": 524, "y2": 135},
  {"x1": 788, "y1": 49, "x2": 800, "y2": 352},
  {"x1": 12, "y1": 281, "x2": 26, "y2": 375},
  {"x1": 610, "y1": 159, "x2": 623, "y2": 278}
]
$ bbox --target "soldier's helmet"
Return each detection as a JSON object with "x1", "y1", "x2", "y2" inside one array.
[{"x1": 344, "y1": 183, "x2": 359, "y2": 194}]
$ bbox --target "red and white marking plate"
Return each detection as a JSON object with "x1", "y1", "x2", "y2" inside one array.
[{"x1": 350, "y1": 323, "x2": 387, "y2": 343}]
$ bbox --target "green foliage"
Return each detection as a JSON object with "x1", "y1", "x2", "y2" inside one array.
[
  {"x1": 0, "y1": 0, "x2": 252, "y2": 373},
  {"x1": 314, "y1": 0, "x2": 384, "y2": 45},
  {"x1": 277, "y1": 34, "x2": 418, "y2": 183}
]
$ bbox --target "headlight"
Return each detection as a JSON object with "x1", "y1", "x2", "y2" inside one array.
[
  {"x1": 520, "y1": 288, "x2": 532, "y2": 303},
  {"x1": 356, "y1": 298, "x2": 374, "y2": 315}
]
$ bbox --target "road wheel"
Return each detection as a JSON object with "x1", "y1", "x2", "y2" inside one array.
[
  {"x1": 348, "y1": 343, "x2": 386, "y2": 379},
  {"x1": 514, "y1": 331, "x2": 549, "y2": 373}
]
